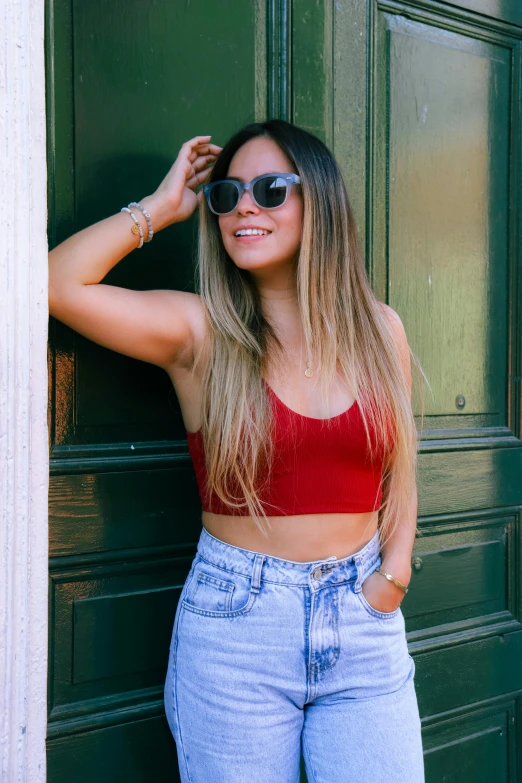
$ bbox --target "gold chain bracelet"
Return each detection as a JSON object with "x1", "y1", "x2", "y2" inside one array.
[{"x1": 376, "y1": 567, "x2": 409, "y2": 594}]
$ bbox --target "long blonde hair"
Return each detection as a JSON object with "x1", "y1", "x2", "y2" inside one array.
[{"x1": 195, "y1": 119, "x2": 427, "y2": 547}]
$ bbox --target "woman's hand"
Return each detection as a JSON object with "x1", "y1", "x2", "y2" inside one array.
[
  {"x1": 148, "y1": 135, "x2": 223, "y2": 228},
  {"x1": 361, "y1": 569, "x2": 406, "y2": 614}
]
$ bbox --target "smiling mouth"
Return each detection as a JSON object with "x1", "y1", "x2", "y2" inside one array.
[{"x1": 234, "y1": 230, "x2": 272, "y2": 240}]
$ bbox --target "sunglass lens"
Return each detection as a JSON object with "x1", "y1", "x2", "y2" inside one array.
[
  {"x1": 209, "y1": 182, "x2": 239, "y2": 214},
  {"x1": 253, "y1": 176, "x2": 288, "y2": 209}
]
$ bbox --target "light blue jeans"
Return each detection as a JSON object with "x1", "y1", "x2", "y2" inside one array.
[{"x1": 164, "y1": 526, "x2": 425, "y2": 782}]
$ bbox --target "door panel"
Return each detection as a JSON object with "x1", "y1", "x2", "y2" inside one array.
[
  {"x1": 382, "y1": 15, "x2": 510, "y2": 422},
  {"x1": 423, "y1": 706, "x2": 513, "y2": 782},
  {"x1": 49, "y1": 470, "x2": 202, "y2": 556},
  {"x1": 402, "y1": 514, "x2": 516, "y2": 633},
  {"x1": 49, "y1": 554, "x2": 194, "y2": 712},
  {"x1": 48, "y1": 717, "x2": 179, "y2": 783}
]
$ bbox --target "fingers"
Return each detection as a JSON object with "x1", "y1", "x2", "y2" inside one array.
[
  {"x1": 178, "y1": 138, "x2": 210, "y2": 168},
  {"x1": 182, "y1": 135, "x2": 213, "y2": 151},
  {"x1": 173, "y1": 136, "x2": 222, "y2": 193},
  {"x1": 203, "y1": 143, "x2": 223, "y2": 155},
  {"x1": 183, "y1": 153, "x2": 215, "y2": 184},
  {"x1": 192, "y1": 153, "x2": 216, "y2": 173},
  {"x1": 187, "y1": 145, "x2": 222, "y2": 166},
  {"x1": 186, "y1": 165, "x2": 214, "y2": 191},
  {"x1": 182, "y1": 136, "x2": 222, "y2": 158},
  {"x1": 189, "y1": 142, "x2": 222, "y2": 156},
  {"x1": 185, "y1": 150, "x2": 218, "y2": 188}
]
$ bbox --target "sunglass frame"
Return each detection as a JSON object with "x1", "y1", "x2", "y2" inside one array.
[{"x1": 203, "y1": 172, "x2": 301, "y2": 215}]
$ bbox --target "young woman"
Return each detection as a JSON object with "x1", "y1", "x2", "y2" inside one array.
[{"x1": 49, "y1": 120, "x2": 425, "y2": 782}]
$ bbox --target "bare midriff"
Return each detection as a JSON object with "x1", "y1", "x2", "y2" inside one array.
[{"x1": 202, "y1": 510, "x2": 380, "y2": 562}]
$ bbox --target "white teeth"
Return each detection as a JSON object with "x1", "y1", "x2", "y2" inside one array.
[{"x1": 235, "y1": 228, "x2": 270, "y2": 237}]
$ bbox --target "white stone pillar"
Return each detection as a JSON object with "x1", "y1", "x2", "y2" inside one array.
[{"x1": 0, "y1": 0, "x2": 49, "y2": 780}]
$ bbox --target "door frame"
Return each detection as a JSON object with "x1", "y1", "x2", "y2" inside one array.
[{"x1": 0, "y1": 0, "x2": 49, "y2": 780}]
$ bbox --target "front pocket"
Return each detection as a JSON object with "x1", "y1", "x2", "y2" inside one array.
[
  {"x1": 357, "y1": 587, "x2": 401, "y2": 620},
  {"x1": 191, "y1": 571, "x2": 235, "y2": 613},
  {"x1": 181, "y1": 557, "x2": 257, "y2": 618}
]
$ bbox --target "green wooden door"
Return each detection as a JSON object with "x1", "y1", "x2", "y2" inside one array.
[{"x1": 46, "y1": 1, "x2": 522, "y2": 781}]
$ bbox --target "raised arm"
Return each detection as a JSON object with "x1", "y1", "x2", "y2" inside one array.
[{"x1": 48, "y1": 135, "x2": 222, "y2": 369}]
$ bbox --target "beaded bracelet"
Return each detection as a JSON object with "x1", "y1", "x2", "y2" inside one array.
[
  {"x1": 121, "y1": 207, "x2": 144, "y2": 248},
  {"x1": 128, "y1": 202, "x2": 153, "y2": 242}
]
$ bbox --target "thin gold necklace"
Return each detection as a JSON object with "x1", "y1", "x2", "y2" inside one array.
[{"x1": 280, "y1": 344, "x2": 314, "y2": 378}]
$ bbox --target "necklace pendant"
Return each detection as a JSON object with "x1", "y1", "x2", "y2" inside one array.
[{"x1": 304, "y1": 364, "x2": 314, "y2": 378}]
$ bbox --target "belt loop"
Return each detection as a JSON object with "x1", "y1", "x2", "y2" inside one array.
[
  {"x1": 353, "y1": 554, "x2": 365, "y2": 593},
  {"x1": 354, "y1": 551, "x2": 382, "y2": 593},
  {"x1": 251, "y1": 554, "x2": 265, "y2": 594}
]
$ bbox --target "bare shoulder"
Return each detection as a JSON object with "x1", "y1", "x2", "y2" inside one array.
[
  {"x1": 375, "y1": 301, "x2": 412, "y2": 391},
  {"x1": 376, "y1": 302, "x2": 408, "y2": 347},
  {"x1": 377, "y1": 301, "x2": 401, "y2": 328}
]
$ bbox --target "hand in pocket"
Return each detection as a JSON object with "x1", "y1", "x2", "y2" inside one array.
[{"x1": 361, "y1": 569, "x2": 404, "y2": 614}]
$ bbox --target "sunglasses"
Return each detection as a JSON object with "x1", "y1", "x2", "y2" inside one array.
[{"x1": 203, "y1": 172, "x2": 301, "y2": 216}]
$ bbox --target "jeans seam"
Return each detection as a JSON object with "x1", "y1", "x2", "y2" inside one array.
[
  {"x1": 171, "y1": 562, "x2": 196, "y2": 670},
  {"x1": 303, "y1": 590, "x2": 311, "y2": 704},
  {"x1": 181, "y1": 589, "x2": 256, "y2": 618},
  {"x1": 303, "y1": 740, "x2": 319, "y2": 783},
  {"x1": 174, "y1": 613, "x2": 193, "y2": 783}
]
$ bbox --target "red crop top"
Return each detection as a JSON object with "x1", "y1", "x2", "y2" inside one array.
[{"x1": 186, "y1": 382, "x2": 392, "y2": 516}]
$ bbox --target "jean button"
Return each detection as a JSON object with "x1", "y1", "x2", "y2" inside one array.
[{"x1": 312, "y1": 568, "x2": 322, "y2": 580}]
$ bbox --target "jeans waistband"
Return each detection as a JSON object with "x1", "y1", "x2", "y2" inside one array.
[{"x1": 195, "y1": 526, "x2": 382, "y2": 590}]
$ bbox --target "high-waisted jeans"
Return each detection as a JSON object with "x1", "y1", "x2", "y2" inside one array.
[{"x1": 164, "y1": 526, "x2": 425, "y2": 782}]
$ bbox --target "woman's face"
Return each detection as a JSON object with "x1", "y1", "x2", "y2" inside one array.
[{"x1": 218, "y1": 137, "x2": 303, "y2": 276}]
